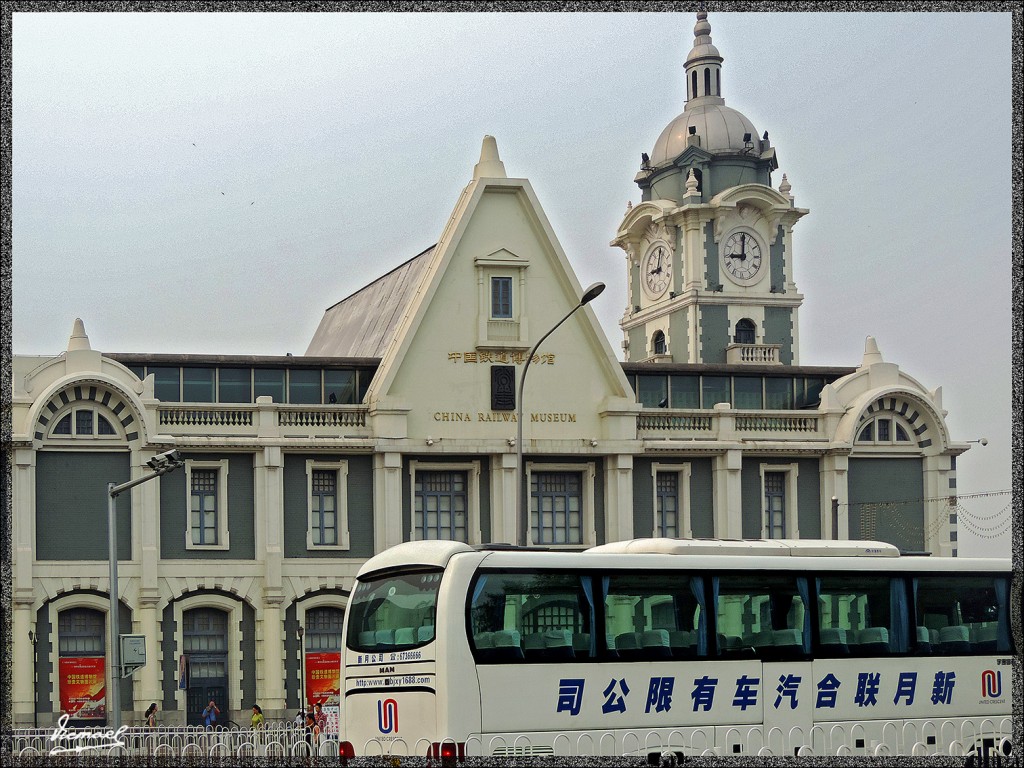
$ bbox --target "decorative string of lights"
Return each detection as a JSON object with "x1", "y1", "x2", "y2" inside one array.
[{"x1": 852, "y1": 490, "x2": 1012, "y2": 542}]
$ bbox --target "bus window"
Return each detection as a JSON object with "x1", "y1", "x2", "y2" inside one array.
[
  {"x1": 604, "y1": 573, "x2": 706, "y2": 660},
  {"x1": 713, "y1": 573, "x2": 810, "y2": 659},
  {"x1": 816, "y1": 574, "x2": 908, "y2": 656},
  {"x1": 346, "y1": 571, "x2": 441, "y2": 652},
  {"x1": 468, "y1": 572, "x2": 595, "y2": 663},
  {"x1": 914, "y1": 575, "x2": 1013, "y2": 655}
]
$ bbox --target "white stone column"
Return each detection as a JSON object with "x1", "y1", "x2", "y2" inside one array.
[
  {"x1": 374, "y1": 453, "x2": 404, "y2": 552},
  {"x1": 712, "y1": 449, "x2": 743, "y2": 538},
  {"x1": 13, "y1": 602, "x2": 35, "y2": 727},
  {"x1": 820, "y1": 454, "x2": 849, "y2": 540},
  {"x1": 604, "y1": 454, "x2": 634, "y2": 543},
  {"x1": 922, "y1": 454, "x2": 952, "y2": 555},
  {"x1": 494, "y1": 453, "x2": 518, "y2": 544},
  {"x1": 135, "y1": 602, "x2": 162, "y2": 711},
  {"x1": 255, "y1": 447, "x2": 286, "y2": 711}
]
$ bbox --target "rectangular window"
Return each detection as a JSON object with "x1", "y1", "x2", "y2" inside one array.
[
  {"x1": 182, "y1": 367, "x2": 216, "y2": 403},
  {"x1": 605, "y1": 573, "x2": 706, "y2": 660},
  {"x1": 491, "y1": 276, "x2": 513, "y2": 319},
  {"x1": 877, "y1": 418, "x2": 891, "y2": 441},
  {"x1": 306, "y1": 460, "x2": 350, "y2": 550},
  {"x1": 656, "y1": 472, "x2": 678, "y2": 537},
  {"x1": 796, "y1": 376, "x2": 827, "y2": 408},
  {"x1": 714, "y1": 573, "x2": 810, "y2": 658},
  {"x1": 669, "y1": 375, "x2": 700, "y2": 408},
  {"x1": 765, "y1": 377, "x2": 794, "y2": 409},
  {"x1": 324, "y1": 370, "x2": 356, "y2": 404},
  {"x1": 531, "y1": 472, "x2": 582, "y2": 545},
  {"x1": 733, "y1": 377, "x2": 763, "y2": 409},
  {"x1": 468, "y1": 571, "x2": 594, "y2": 663},
  {"x1": 914, "y1": 575, "x2": 1013, "y2": 655},
  {"x1": 414, "y1": 471, "x2": 468, "y2": 541},
  {"x1": 190, "y1": 470, "x2": 218, "y2": 545},
  {"x1": 289, "y1": 369, "x2": 321, "y2": 404},
  {"x1": 218, "y1": 368, "x2": 252, "y2": 403},
  {"x1": 151, "y1": 366, "x2": 181, "y2": 402},
  {"x1": 764, "y1": 472, "x2": 786, "y2": 538},
  {"x1": 637, "y1": 375, "x2": 668, "y2": 408},
  {"x1": 76, "y1": 410, "x2": 94, "y2": 435},
  {"x1": 310, "y1": 470, "x2": 337, "y2": 546},
  {"x1": 817, "y1": 574, "x2": 907, "y2": 657},
  {"x1": 253, "y1": 368, "x2": 286, "y2": 403},
  {"x1": 701, "y1": 375, "x2": 730, "y2": 408}
]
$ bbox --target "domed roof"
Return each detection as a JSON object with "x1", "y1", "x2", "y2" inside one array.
[{"x1": 650, "y1": 103, "x2": 759, "y2": 165}]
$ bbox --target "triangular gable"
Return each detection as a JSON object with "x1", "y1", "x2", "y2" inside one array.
[{"x1": 367, "y1": 142, "x2": 637, "y2": 440}]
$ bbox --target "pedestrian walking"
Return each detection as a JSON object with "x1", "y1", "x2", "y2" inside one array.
[
  {"x1": 250, "y1": 704, "x2": 265, "y2": 729},
  {"x1": 144, "y1": 703, "x2": 157, "y2": 728}
]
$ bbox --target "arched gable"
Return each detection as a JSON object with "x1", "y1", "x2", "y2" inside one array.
[{"x1": 31, "y1": 376, "x2": 149, "y2": 446}]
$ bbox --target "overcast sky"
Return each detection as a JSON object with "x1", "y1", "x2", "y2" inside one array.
[{"x1": 12, "y1": 10, "x2": 1013, "y2": 556}]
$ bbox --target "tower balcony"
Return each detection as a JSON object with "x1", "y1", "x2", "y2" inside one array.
[{"x1": 726, "y1": 343, "x2": 782, "y2": 365}]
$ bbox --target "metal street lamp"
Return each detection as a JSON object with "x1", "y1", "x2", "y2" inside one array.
[
  {"x1": 29, "y1": 630, "x2": 38, "y2": 729},
  {"x1": 297, "y1": 625, "x2": 306, "y2": 718},
  {"x1": 108, "y1": 449, "x2": 184, "y2": 731},
  {"x1": 516, "y1": 282, "x2": 605, "y2": 547}
]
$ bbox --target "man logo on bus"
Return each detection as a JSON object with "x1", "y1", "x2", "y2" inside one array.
[
  {"x1": 377, "y1": 698, "x2": 398, "y2": 734},
  {"x1": 981, "y1": 670, "x2": 1002, "y2": 698}
]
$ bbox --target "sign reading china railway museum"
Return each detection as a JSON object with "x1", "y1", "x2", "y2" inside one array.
[{"x1": 433, "y1": 411, "x2": 577, "y2": 423}]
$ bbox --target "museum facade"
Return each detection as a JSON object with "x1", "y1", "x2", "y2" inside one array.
[{"x1": 8, "y1": 13, "x2": 970, "y2": 728}]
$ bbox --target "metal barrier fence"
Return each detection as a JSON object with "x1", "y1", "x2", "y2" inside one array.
[{"x1": 7, "y1": 716, "x2": 1014, "y2": 759}]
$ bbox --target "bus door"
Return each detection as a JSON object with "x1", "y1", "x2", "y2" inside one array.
[{"x1": 760, "y1": 660, "x2": 813, "y2": 756}]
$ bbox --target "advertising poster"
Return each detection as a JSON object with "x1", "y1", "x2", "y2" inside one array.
[
  {"x1": 305, "y1": 651, "x2": 341, "y2": 707},
  {"x1": 59, "y1": 656, "x2": 106, "y2": 721}
]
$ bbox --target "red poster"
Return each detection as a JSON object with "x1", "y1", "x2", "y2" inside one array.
[
  {"x1": 59, "y1": 656, "x2": 106, "y2": 720},
  {"x1": 304, "y1": 652, "x2": 341, "y2": 707}
]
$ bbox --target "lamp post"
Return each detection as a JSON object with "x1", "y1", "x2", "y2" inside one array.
[
  {"x1": 29, "y1": 630, "x2": 38, "y2": 729},
  {"x1": 297, "y1": 625, "x2": 306, "y2": 717},
  {"x1": 516, "y1": 282, "x2": 606, "y2": 547},
  {"x1": 107, "y1": 449, "x2": 184, "y2": 731}
]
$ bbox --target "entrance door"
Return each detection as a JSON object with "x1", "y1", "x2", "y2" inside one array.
[{"x1": 183, "y1": 608, "x2": 229, "y2": 726}]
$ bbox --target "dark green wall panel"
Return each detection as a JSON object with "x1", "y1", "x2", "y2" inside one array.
[
  {"x1": 283, "y1": 454, "x2": 375, "y2": 558},
  {"x1": 688, "y1": 458, "x2": 714, "y2": 537},
  {"x1": 159, "y1": 454, "x2": 255, "y2": 559},
  {"x1": 764, "y1": 306, "x2": 794, "y2": 366},
  {"x1": 36, "y1": 451, "x2": 131, "y2": 560},
  {"x1": 848, "y1": 457, "x2": 925, "y2": 552}
]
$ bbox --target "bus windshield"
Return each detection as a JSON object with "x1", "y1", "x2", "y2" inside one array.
[{"x1": 346, "y1": 570, "x2": 442, "y2": 652}]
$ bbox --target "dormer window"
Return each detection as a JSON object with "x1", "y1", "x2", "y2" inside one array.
[{"x1": 475, "y1": 249, "x2": 530, "y2": 347}]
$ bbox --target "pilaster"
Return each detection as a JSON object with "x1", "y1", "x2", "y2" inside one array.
[
  {"x1": 373, "y1": 452, "x2": 404, "y2": 553},
  {"x1": 712, "y1": 448, "x2": 743, "y2": 538}
]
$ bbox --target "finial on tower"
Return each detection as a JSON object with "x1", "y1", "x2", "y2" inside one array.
[
  {"x1": 685, "y1": 169, "x2": 700, "y2": 197},
  {"x1": 473, "y1": 135, "x2": 507, "y2": 180}
]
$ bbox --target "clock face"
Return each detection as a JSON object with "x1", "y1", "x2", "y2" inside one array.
[
  {"x1": 642, "y1": 244, "x2": 672, "y2": 298},
  {"x1": 722, "y1": 231, "x2": 763, "y2": 282}
]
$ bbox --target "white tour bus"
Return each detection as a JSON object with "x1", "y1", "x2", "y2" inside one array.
[{"x1": 340, "y1": 539, "x2": 1014, "y2": 759}]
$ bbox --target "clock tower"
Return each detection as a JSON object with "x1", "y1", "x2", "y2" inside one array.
[{"x1": 613, "y1": 12, "x2": 807, "y2": 365}]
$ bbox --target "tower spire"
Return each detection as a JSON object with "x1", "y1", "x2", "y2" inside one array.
[{"x1": 684, "y1": 12, "x2": 724, "y2": 108}]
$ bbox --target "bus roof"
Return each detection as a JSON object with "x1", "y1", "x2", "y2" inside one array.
[{"x1": 587, "y1": 538, "x2": 901, "y2": 557}]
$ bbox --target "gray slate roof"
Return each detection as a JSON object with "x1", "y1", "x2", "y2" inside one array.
[{"x1": 305, "y1": 246, "x2": 435, "y2": 358}]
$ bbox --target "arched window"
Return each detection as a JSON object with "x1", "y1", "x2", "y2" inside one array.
[
  {"x1": 50, "y1": 408, "x2": 119, "y2": 438},
  {"x1": 857, "y1": 416, "x2": 913, "y2": 445},
  {"x1": 704, "y1": 68, "x2": 711, "y2": 96},
  {"x1": 734, "y1": 319, "x2": 756, "y2": 345},
  {"x1": 691, "y1": 71, "x2": 698, "y2": 100},
  {"x1": 652, "y1": 331, "x2": 667, "y2": 355}
]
